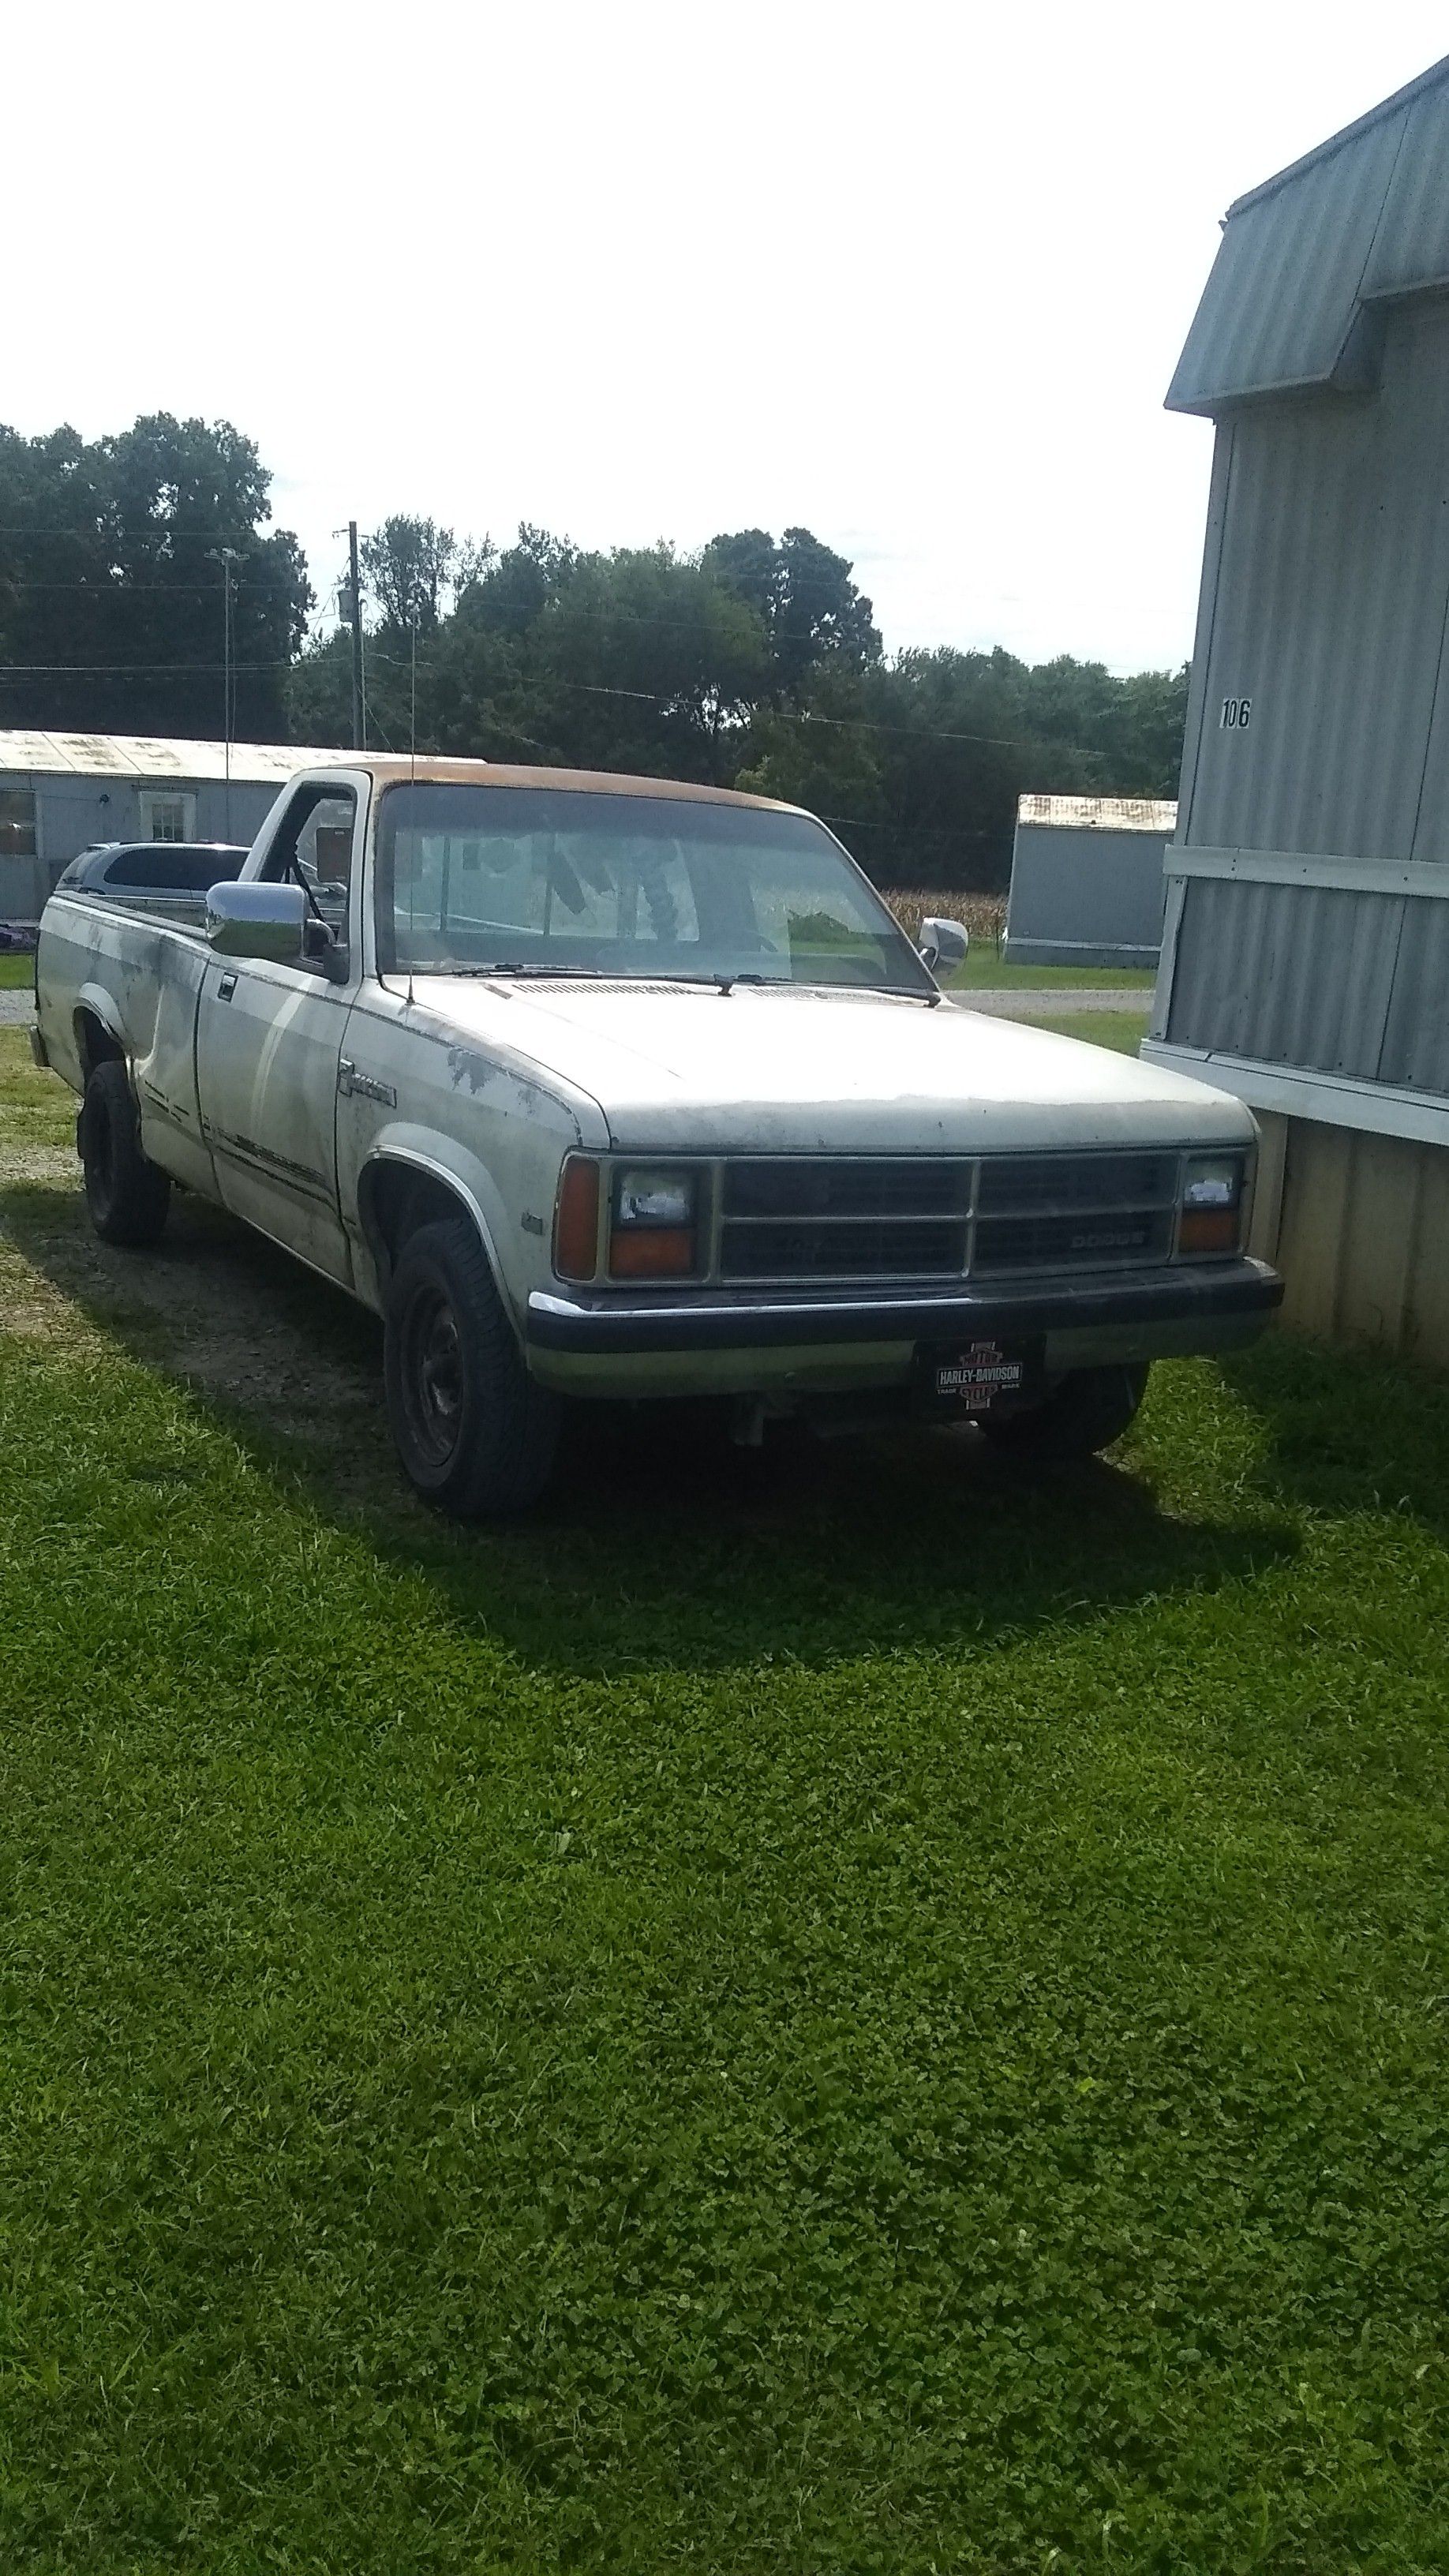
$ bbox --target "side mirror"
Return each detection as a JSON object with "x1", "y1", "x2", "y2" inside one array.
[
  {"x1": 918, "y1": 915, "x2": 970, "y2": 974},
  {"x1": 206, "y1": 881, "x2": 307, "y2": 966}
]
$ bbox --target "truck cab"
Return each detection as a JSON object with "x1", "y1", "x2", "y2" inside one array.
[{"x1": 34, "y1": 756, "x2": 1281, "y2": 1516}]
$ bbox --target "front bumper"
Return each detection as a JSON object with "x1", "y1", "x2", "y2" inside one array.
[{"x1": 525, "y1": 1256, "x2": 1282, "y2": 1391}]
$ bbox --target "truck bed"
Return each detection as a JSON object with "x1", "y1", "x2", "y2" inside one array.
[{"x1": 36, "y1": 891, "x2": 217, "y2": 1195}]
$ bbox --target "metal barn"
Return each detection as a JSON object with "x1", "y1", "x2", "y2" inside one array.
[
  {"x1": 0, "y1": 731, "x2": 346, "y2": 924},
  {"x1": 1005, "y1": 794, "x2": 1174, "y2": 968},
  {"x1": 1144, "y1": 54, "x2": 1449, "y2": 1365}
]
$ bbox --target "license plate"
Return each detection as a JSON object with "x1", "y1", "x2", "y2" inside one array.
[{"x1": 923, "y1": 1338, "x2": 1040, "y2": 1413}]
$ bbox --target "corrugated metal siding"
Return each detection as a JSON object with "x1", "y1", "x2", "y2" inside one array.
[
  {"x1": 1166, "y1": 108, "x2": 1408, "y2": 412},
  {"x1": 1005, "y1": 826, "x2": 1169, "y2": 960},
  {"x1": 1163, "y1": 62, "x2": 1449, "y2": 1368},
  {"x1": 1181, "y1": 301, "x2": 1449, "y2": 862},
  {"x1": 1165, "y1": 878, "x2": 1406, "y2": 1075},
  {"x1": 1379, "y1": 897, "x2": 1449, "y2": 1093},
  {"x1": 1362, "y1": 80, "x2": 1449, "y2": 297},
  {"x1": 1173, "y1": 430, "x2": 1234, "y2": 848},
  {"x1": 1257, "y1": 1112, "x2": 1449, "y2": 1364}
]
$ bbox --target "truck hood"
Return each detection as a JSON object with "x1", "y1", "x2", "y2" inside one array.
[{"x1": 420, "y1": 979, "x2": 1256, "y2": 1154}]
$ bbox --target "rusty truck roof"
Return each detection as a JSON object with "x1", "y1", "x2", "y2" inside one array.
[{"x1": 350, "y1": 756, "x2": 798, "y2": 813}]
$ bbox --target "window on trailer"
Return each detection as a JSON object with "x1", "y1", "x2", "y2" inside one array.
[{"x1": 140, "y1": 792, "x2": 196, "y2": 843}]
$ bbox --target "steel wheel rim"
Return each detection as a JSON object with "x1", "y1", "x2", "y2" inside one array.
[{"x1": 402, "y1": 1282, "x2": 466, "y2": 1470}]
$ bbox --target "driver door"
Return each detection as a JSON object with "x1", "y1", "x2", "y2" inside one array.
[{"x1": 195, "y1": 782, "x2": 360, "y2": 1283}]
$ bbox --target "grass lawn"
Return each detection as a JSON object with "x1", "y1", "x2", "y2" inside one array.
[
  {"x1": 0, "y1": 952, "x2": 36, "y2": 988},
  {"x1": 1020, "y1": 1008, "x2": 1151, "y2": 1055},
  {"x1": 3, "y1": 1026, "x2": 1449, "y2": 2571},
  {"x1": 949, "y1": 953, "x2": 1155, "y2": 993}
]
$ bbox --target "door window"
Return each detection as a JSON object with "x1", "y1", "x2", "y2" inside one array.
[{"x1": 260, "y1": 784, "x2": 358, "y2": 949}]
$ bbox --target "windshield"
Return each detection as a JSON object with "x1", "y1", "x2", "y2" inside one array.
[{"x1": 374, "y1": 784, "x2": 933, "y2": 994}]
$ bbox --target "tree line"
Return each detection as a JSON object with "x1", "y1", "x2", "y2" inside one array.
[{"x1": 1, "y1": 414, "x2": 1186, "y2": 890}]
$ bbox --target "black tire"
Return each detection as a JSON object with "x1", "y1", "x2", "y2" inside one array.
[
  {"x1": 383, "y1": 1216, "x2": 560, "y2": 1518},
  {"x1": 79, "y1": 1058, "x2": 171, "y2": 1246},
  {"x1": 978, "y1": 1361, "x2": 1150, "y2": 1461}
]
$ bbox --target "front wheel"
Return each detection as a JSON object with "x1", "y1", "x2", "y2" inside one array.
[
  {"x1": 383, "y1": 1217, "x2": 560, "y2": 1518},
  {"x1": 79, "y1": 1058, "x2": 171, "y2": 1246},
  {"x1": 978, "y1": 1362, "x2": 1150, "y2": 1461}
]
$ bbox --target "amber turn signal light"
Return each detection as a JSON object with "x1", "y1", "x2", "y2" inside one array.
[
  {"x1": 608, "y1": 1225, "x2": 696, "y2": 1279},
  {"x1": 1178, "y1": 1204, "x2": 1240, "y2": 1256},
  {"x1": 554, "y1": 1156, "x2": 601, "y2": 1280}
]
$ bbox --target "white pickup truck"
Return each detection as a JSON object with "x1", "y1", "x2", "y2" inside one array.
[{"x1": 32, "y1": 756, "x2": 1280, "y2": 1515}]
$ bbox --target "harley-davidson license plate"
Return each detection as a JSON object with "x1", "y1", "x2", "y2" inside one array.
[{"x1": 923, "y1": 1338, "x2": 1042, "y2": 1413}]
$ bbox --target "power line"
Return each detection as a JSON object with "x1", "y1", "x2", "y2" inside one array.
[
  {"x1": 0, "y1": 658, "x2": 293, "y2": 675},
  {"x1": 0, "y1": 652, "x2": 1116, "y2": 771},
  {"x1": 0, "y1": 524, "x2": 288, "y2": 542},
  {"x1": 366, "y1": 662, "x2": 1088, "y2": 762},
  {"x1": 0, "y1": 578, "x2": 291, "y2": 594}
]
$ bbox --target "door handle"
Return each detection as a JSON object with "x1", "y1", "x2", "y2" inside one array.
[{"x1": 217, "y1": 972, "x2": 238, "y2": 1001}]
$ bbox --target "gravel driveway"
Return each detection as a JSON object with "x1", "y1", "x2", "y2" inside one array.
[{"x1": 952, "y1": 987, "x2": 1150, "y2": 1018}]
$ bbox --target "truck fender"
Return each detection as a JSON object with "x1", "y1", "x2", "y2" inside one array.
[
  {"x1": 73, "y1": 983, "x2": 130, "y2": 1079},
  {"x1": 354, "y1": 1144, "x2": 520, "y2": 1341}
]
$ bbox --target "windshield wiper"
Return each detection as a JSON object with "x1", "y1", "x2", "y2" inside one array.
[
  {"x1": 427, "y1": 962, "x2": 937, "y2": 1001},
  {"x1": 475, "y1": 963, "x2": 612, "y2": 979},
  {"x1": 451, "y1": 963, "x2": 730, "y2": 987}
]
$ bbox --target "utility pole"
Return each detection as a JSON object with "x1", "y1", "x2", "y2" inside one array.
[
  {"x1": 211, "y1": 545, "x2": 241, "y2": 838},
  {"x1": 348, "y1": 520, "x2": 365, "y2": 751}
]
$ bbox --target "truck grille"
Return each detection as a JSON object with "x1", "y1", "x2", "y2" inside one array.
[
  {"x1": 972, "y1": 1153, "x2": 1178, "y2": 1277},
  {"x1": 714, "y1": 1153, "x2": 1178, "y2": 1285}
]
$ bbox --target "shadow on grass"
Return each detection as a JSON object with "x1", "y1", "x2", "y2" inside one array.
[
  {"x1": 3, "y1": 1175, "x2": 1297, "y2": 1677},
  {"x1": 1222, "y1": 1328, "x2": 1449, "y2": 1543}
]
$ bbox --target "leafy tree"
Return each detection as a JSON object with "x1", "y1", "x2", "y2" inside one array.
[
  {"x1": 853, "y1": 647, "x2": 1103, "y2": 890},
  {"x1": 0, "y1": 414, "x2": 311, "y2": 738},
  {"x1": 284, "y1": 515, "x2": 1187, "y2": 889},
  {"x1": 0, "y1": 417, "x2": 1188, "y2": 890},
  {"x1": 459, "y1": 524, "x2": 578, "y2": 638},
  {"x1": 534, "y1": 543, "x2": 769, "y2": 780},
  {"x1": 732, "y1": 662, "x2": 886, "y2": 833},
  {"x1": 360, "y1": 515, "x2": 485, "y2": 637},
  {"x1": 285, "y1": 627, "x2": 357, "y2": 750},
  {"x1": 1019, "y1": 656, "x2": 1187, "y2": 798},
  {"x1": 703, "y1": 527, "x2": 881, "y2": 699}
]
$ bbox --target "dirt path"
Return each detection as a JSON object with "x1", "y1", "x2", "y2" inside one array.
[{"x1": 0, "y1": 1125, "x2": 388, "y2": 1484}]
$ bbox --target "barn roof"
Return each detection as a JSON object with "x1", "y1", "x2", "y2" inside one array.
[
  {"x1": 1167, "y1": 53, "x2": 1449, "y2": 416},
  {"x1": 1016, "y1": 795, "x2": 1177, "y2": 834},
  {"x1": 0, "y1": 729, "x2": 348, "y2": 784}
]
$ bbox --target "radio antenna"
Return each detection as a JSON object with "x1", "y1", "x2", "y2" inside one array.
[{"x1": 403, "y1": 596, "x2": 421, "y2": 1008}]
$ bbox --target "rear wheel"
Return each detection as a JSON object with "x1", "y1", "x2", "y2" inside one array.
[
  {"x1": 978, "y1": 1362, "x2": 1149, "y2": 1461},
  {"x1": 79, "y1": 1058, "x2": 171, "y2": 1246},
  {"x1": 384, "y1": 1216, "x2": 560, "y2": 1517}
]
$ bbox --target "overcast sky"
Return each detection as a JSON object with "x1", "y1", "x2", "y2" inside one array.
[{"x1": 9, "y1": 2, "x2": 1447, "y2": 672}]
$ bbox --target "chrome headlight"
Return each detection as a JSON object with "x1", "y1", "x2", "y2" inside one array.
[
  {"x1": 610, "y1": 1166, "x2": 700, "y2": 1279},
  {"x1": 1178, "y1": 1153, "x2": 1246, "y2": 1257},
  {"x1": 616, "y1": 1168, "x2": 696, "y2": 1229}
]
